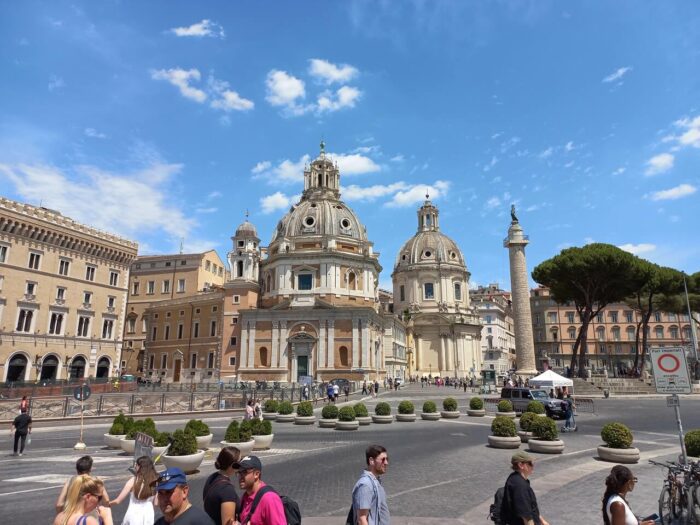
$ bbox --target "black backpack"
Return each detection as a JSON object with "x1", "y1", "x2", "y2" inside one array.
[
  {"x1": 488, "y1": 486, "x2": 505, "y2": 524},
  {"x1": 241, "y1": 485, "x2": 301, "y2": 525}
]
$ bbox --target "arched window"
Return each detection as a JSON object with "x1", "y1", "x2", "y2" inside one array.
[
  {"x1": 41, "y1": 355, "x2": 59, "y2": 381},
  {"x1": 70, "y1": 356, "x2": 86, "y2": 380},
  {"x1": 258, "y1": 347, "x2": 269, "y2": 367},
  {"x1": 683, "y1": 326, "x2": 692, "y2": 340},
  {"x1": 96, "y1": 357, "x2": 110, "y2": 378},
  {"x1": 626, "y1": 326, "x2": 636, "y2": 340},
  {"x1": 423, "y1": 282, "x2": 434, "y2": 300},
  {"x1": 596, "y1": 327, "x2": 605, "y2": 341},
  {"x1": 6, "y1": 354, "x2": 28, "y2": 382},
  {"x1": 339, "y1": 346, "x2": 349, "y2": 367},
  {"x1": 347, "y1": 271, "x2": 357, "y2": 290}
]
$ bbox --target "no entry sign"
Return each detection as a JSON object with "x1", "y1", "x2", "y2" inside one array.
[{"x1": 650, "y1": 347, "x2": 691, "y2": 394}]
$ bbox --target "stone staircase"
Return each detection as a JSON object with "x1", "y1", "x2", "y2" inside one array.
[{"x1": 572, "y1": 378, "x2": 605, "y2": 396}]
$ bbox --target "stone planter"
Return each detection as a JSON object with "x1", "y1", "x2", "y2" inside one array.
[
  {"x1": 319, "y1": 418, "x2": 338, "y2": 428},
  {"x1": 252, "y1": 434, "x2": 274, "y2": 450},
  {"x1": 517, "y1": 431, "x2": 533, "y2": 443},
  {"x1": 120, "y1": 438, "x2": 136, "y2": 454},
  {"x1": 440, "y1": 410, "x2": 461, "y2": 419},
  {"x1": 528, "y1": 439, "x2": 565, "y2": 454},
  {"x1": 372, "y1": 414, "x2": 393, "y2": 424},
  {"x1": 276, "y1": 413, "x2": 295, "y2": 423},
  {"x1": 220, "y1": 439, "x2": 255, "y2": 457},
  {"x1": 335, "y1": 420, "x2": 360, "y2": 430},
  {"x1": 496, "y1": 411, "x2": 517, "y2": 419},
  {"x1": 104, "y1": 433, "x2": 126, "y2": 449},
  {"x1": 597, "y1": 445, "x2": 640, "y2": 464},
  {"x1": 195, "y1": 434, "x2": 213, "y2": 450},
  {"x1": 161, "y1": 450, "x2": 206, "y2": 474},
  {"x1": 396, "y1": 413, "x2": 417, "y2": 422},
  {"x1": 467, "y1": 409, "x2": 486, "y2": 417},
  {"x1": 262, "y1": 412, "x2": 277, "y2": 421},
  {"x1": 421, "y1": 412, "x2": 441, "y2": 421},
  {"x1": 488, "y1": 435, "x2": 521, "y2": 449},
  {"x1": 356, "y1": 416, "x2": 372, "y2": 426},
  {"x1": 294, "y1": 415, "x2": 317, "y2": 425}
]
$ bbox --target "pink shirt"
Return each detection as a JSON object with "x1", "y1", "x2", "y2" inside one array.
[{"x1": 239, "y1": 482, "x2": 287, "y2": 525}]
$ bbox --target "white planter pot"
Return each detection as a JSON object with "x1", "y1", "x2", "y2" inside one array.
[
  {"x1": 488, "y1": 435, "x2": 521, "y2": 449},
  {"x1": 467, "y1": 409, "x2": 486, "y2": 417},
  {"x1": 104, "y1": 434, "x2": 126, "y2": 449},
  {"x1": 161, "y1": 450, "x2": 206, "y2": 474},
  {"x1": 151, "y1": 445, "x2": 169, "y2": 462},
  {"x1": 440, "y1": 410, "x2": 461, "y2": 419},
  {"x1": 421, "y1": 412, "x2": 441, "y2": 421},
  {"x1": 517, "y1": 431, "x2": 533, "y2": 443},
  {"x1": 220, "y1": 439, "x2": 255, "y2": 457},
  {"x1": 195, "y1": 434, "x2": 213, "y2": 450},
  {"x1": 597, "y1": 445, "x2": 640, "y2": 464},
  {"x1": 262, "y1": 413, "x2": 278, "y2": 421},
  {"x1": 335, "y1": 420, "x2": 360, "y2": 430},
  {"x1": 356, "y1": 416, "x2": 372, "y2": 426},
  {"x1": 252, "y1": 434, "x2": 274, "y2": 450},
  {"x1": 294, "y1": 415, "x2": 317, "y2": 425},
  {"x1": 372, "y1": 414, "x2": 393, "y2": 424},
  {"x1": 319, "y1": 418, "x2": 338, "y2": 428},
  {"x1": 529, "y1": 439, "x2": 565, "y2": 454},
  {"x1": 276, "y1": 413, "x2": 295, "y2": 423},
  {"x1": 496, "y1": 411, "x2": 517, "y2": 418},
  {"x1": 120, "y1": 438, "x2": 136, "y2": 454},
  {"x1": 396, "y1": 413, "x2": 417, "y2": 422}
]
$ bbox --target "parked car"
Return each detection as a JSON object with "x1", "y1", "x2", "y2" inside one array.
[{"x1": 500, "y1": 387, "x2": 566, "y2": 418}]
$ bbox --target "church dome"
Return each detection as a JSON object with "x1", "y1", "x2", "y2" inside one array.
[
  {"x1": 270, "y1": 198, "x2": 367, "y2": 243},
  {"x1": 235, "y1": 220, "x2": 258, "y2": 238}
]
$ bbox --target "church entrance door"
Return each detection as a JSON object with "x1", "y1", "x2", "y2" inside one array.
[{"x1": 297, "y1": 356, "x2": 309, "y2": 380}]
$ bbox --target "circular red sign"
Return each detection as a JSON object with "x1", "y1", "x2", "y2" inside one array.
[{"x1": 657, "y1": 353, "x2": 681, "y2": 373}]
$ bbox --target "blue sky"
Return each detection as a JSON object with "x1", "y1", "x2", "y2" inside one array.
[{"x1": 1, "y1": 1, "x2": 699, "y2": 291}]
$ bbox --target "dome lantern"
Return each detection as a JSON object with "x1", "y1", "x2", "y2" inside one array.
[
  {"x1": 417, "y1": 192, "x2": 440, "y2": 232},
  {"x1": 303, "y1": 140, "x2": 340, "y2": 199}
]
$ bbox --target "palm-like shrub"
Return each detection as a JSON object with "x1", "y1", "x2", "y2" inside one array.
[
  {"x1": 519, "y1": 412, "x2": 537, "y2": 432},
  {"x1": 531, "y1": 417, "x2": 558, "y2": 441},
  {"x1": 353, "y1": 403, "x2": 369, "y2": 417},
  {"x1": 601, "y1": 422, "x2": 633, "y2": 448},
  {"x1": 338, "y1": 406, "x2": 356, "y2": 422},
  {"x1": 322, "y1": 405, "x2": 339, "y2": 419},
  {"x1": 443, "y1": 397, "x2": 458, "y2": 411},
  {"x1": 184, "y1": 419, "x2": 210, "y2": 437},
  {"x1": 263, "y1": 399, "x2": 279, "y2": 413},
  {"x1": 169, "y1": 429, "x2": 197, "y2": 456},
  {"x1": 497, "y1": 400, "x2": 513, "y2": 413},
  {"x1": 278, "y1": 401, "x2": 294, "y2": 415},
  {"x1": 491, "y1": 416, "x2": 517, "y2": 437},
  {"x1": 526, "y1": 401, "x2": 545, "y2": 414},
  {"x1": 422, "y1": 401, "x2": 437, "y2": 413},
  {"x1": 685, "y1": 430, "x2": 700, "y2": 457},
  {"x1": 296, "y1": 401, "x2": 313, "y2": 416},
  {"x1": 375, "y1": 402, "x2": 391, "y2": 416},
  {"x1": 469, "y1": 397, "x2": 484, "y2": 410},
  {"x1": 398, "y1": 401, "x2": 415, "y2": 414}
]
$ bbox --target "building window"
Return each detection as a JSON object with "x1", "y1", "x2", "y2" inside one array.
[
  {"x1": 132, "y1": 282, "x2": 140, "y2": 295},
  {"x1": 181, "y1": 260, "x2": 187, "y2": 265},
  {"x1": 0, "y1": 244, "x2": 7, "y2": 263},
  {"x1": 147, "y1": 281, "x2": 155, "y2": 294},
  {"x1": 127, "y1": 317, "x2": 136, "y2": 333},
  {"x1": 232, "y1": 295, "x2": 240, "y2": 304},
  {"x1": 142, "y1": 318, "x2": 147, "y2": 332},
  {"x1": 177, "y1": 324, "x2": 184, "y2": 339},
  {"x1": 548, "y1": 312, "x2": 557, "y2": 323},
  {"x1": 298, "y1": 274, "x2": 312, "y2": 290},
  {"x1": 597, "y1": 327, "x2": 605, "y2": 341},
  {"x1": 193, "y1": 322, "x2": 199, "y2": 338},
  {"x1": 208, "y1": 352, "x2": 215, "y2": 368},
  {"x1": 177, "y1": 279, "x2": 185, "y2": 293},
  {"x1": 59, "y1": 259, "x2": 71, "y2": 276},
  {"x1": 161, "y1": 355, "x2": 167, "y2": 369},
  {"x1": 399, "y1": 285, "x2": 405, "y2": 302},
  {"x1": 609, "y1": 311, "x2": 618, "y2": 323},
  {"x1": 423, "y1": 282, "x2": 434, "y2": 300},
  {"x1": 626, "y1": 326, "x2": 636, "y2": 340},
  {"x1": 212, "y1": 306, "x2": 218, "y2": 313},
  {"x1": 151, "y1": 326, "x2": 157, "y2": 341},
  {"x1": 82, "y1": 291, "x2": 92, "y2": 305},
  {"x1": 28, "y1": 252, "x2": 41, "y2": 270},
  {"x1": 228, "y1": 356, "x2": 236, "y2": 366},
  {"x1": 232, "y1": 317, "x2": 238, "y2": 325},
  {"x1": 670, "y1": 326, "x2": 679, "y2": 339},
  {"x1": 236, "y1": 261, "x2": 243, "y2": 278},
  {"x1": 655, "y1": 326, "x2": 664, "y2": 339},
  {"x1": 149, "y1": 354, "x2": 155, "y2": 369},
  {"x1": 188, "y1": 353, "x2": 196, "y2": 369},
  {"x1": 654, "y1": 312, "x2": 662, "y2": 322},
  {"x1": 454, "y1": 282, "x2": 462, "y2": 301},
  {"x1": 109, "y1": 271, "x2": 119, "y2": 287},
  {"x1": 612, "y1": 327, "x2": 621, "y2": 341},
  {"x1": 16, "y1": 309, "x2": 34, "y2": 332},
  {"x1": 568, "y1": 327, "x2": 577, "y2": 339},
  {"x1": 210, "y1": 321, "x2": 217, "y2": 337},
  {"x1": 162, "y1": 280, "x2": 170, "y2": 294},
  {"x1": 596, "y1": 314, "x2": 603, "y2": 323},
  {"x1": 77, "y1": 316, "x2": 90, "y2": 337},
  {"x1": 205, "y1": 260, "x2": 211, "y2": 271},
  {"x1": 85, "y1": 265, "x2": 96, "y2": 281},
  {"x1": 566, "y1": 312, "x2": 575, "y2": 323},
  {"x1": 26, "y1": 282, "x2": 36, "y2": 296},
  {"x1": 164, "y1": 325, "x2": 170, "y2": 340},
  {"x1": 102, "y1": 319, "x2": 114, "y2": 339},
  {"x1": 230, "y1": 336, "x2": 237, "y2": 346},
  {"x1": 108, "y1": 296, "x2": 115, "y2": 309},
  {"x1": 625, "y1": 311, "x2": 634, "y2": 323},
  {"x1": 56, "y1": 287, "x2": 66, "y2": 301}
]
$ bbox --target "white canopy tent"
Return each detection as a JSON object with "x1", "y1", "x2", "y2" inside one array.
[{"x1": 529, "y1": 370, "x2": 573, "y2": 389}]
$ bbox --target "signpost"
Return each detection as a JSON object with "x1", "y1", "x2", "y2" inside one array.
[{"x1": 73, "y1": 384, "x2": 91, "y2": 450}]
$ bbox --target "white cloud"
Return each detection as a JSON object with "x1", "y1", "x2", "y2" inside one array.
[
  {"x1": 195, "y1": 207, "x2": 218, "y2": 214},
  {"x1": 84, "y1": 128, "x2": 107, "y2": 139},
  {"x1": 602, "y1": 66, "x2": 632, "y2": 83},
  {"x1": 645, "y1": 153, "x2": 674, "y2": 176},
  {"x1": 48, "y1": 75, "x2": 65, "y2": 92},
  {"x1": 151, "y1": 68, "x2": 207, "y2": 103},
  {"x1": 251, "y1": 161, "x2": 272, "y2": 174},
  {"x1": 538, "y1": 147, "x2": 553, "y2": 159},
  {"x1": 385, "y1": 180, "x2": 450, "y2": 208},
  {"x1": 210, "y1": 89, "x2": 254, "y2": 112},
  {"x1": 330, "y1": 153, "x2": 379, "y2": 175},
  {"x1": 564, "y1": 141, "x2": 575, "y2": 152},
  {"x1": 618, "y1": 243, "x2": 656, "y2": 255},
  {"x1": 390, "y1": 154, "x2": 405, "y2": 162},
  {"x1": 260, "y1": 192, "x2": 300, "y2": 214},
  {"x1": 500, "y1": 137, "x2": 521, "y2": 153},
  {"x1": 485, "y1": 196, "x2": 501, "y2": 209},
  {"x1": 317, "y1": 86, "x2": 361, "y2": 112},
  {"x1": 674, "y1": 115, "x2": 700, "y2": 148},
  {"x1": 253, "y1": 155, "x2": 310, "y2": 184},
  {"x1": 612, "y1": 167, "x2": 626, "y2": 176},
  {"x1": 342, "y1": 182, "x2": 408, "y2": 201},
  {"x1": 265, "y1": 70, "x2": 307, "y2": 113},
  {"x1": 170, "y1": 19, "x2": 224, "y2": 38},
  {"x1": 483, "y1": 156, "x2": 498, "y2": 172},
  {"x1": 308, "y1": 58, "x2": 358, "y2": 84},
  {"x1": 648, "y1": 183, "x2": 697, "y2": 201},
  {"x1": 207, "y1": 191, "x2": 222, "y2": 199}
]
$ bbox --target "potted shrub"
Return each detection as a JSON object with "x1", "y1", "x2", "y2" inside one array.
[
  {"x1": 396, "y1": 401, "x2": 416, "y2": 422},
  {"x1": 220, "y1": 420, "x2": 255, "y2": 456},
  {"x1": 421, "y1": 401, "x2": 440, "y2": 421},
  {"x1": 597, "y1": 422, "x2": 639, "y2": 463},
  {"x1": 529, "y1": 417, "x2": 564, "y2": 454},
  {"x1": 319, "y1": 404, "x2": 339, "y2": 428},
  {"x1": 497, "y1": 400, "x2": 516, "y2": 418},
  {"x1": 488, "y1": 416, "x2": 521, "y2": 449},
  {"x1": 467, "y1": 397, "x2": 485, "y2": 417},
  {"x1": 276, "y1": 401, "x2": 295, "y2": 423},
  {"x1": 518, "y1": 412, "x2": 537, "y2": 443},
  {"x1": 161, "y1": 429, "x2": 205, "y2": 473},
  {"x1": 152, "y1": 432, "x2": 171, "y2": 462},
  {"x1": 372, "y1": 402, "x2": 393, "y2": 424},
  {"x1": 104, "y1": 412, "x2": 127, "y2": 449},
  {"x1": 294, "y1": 401, "x2": 316, "y2": 425},
  {"x1": 354, "y1": 403, "x2": 372, "y2": 425},
  {"x1": 336, "y1": 406, "x2": 359, "y2": 430},
  {"x1": 263, "y1": 399, "x2": 279, "y2": 421},
  {"x1": 441, "y1": 397, "x2": 461, "y2": 419},
  {"x1": 525, "y1": 401, "x2": 546, "y2": 416},
  {"x1": 121, "y1": 418, "x2": 157, "y2": 454},
  {"x1": 685, "y1": 429, "x2": 700, "y2": 459},
  {"x1": 185, "y1": 419, "x2": 213, "y2": 449},
  {"x1": 252, "y1": 419, "x2": 274, "y2": 450}
]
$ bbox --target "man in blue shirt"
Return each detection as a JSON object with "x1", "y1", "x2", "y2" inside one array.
[{"x1": 351, "y1": 445, "x2": 390, "y2": 525}]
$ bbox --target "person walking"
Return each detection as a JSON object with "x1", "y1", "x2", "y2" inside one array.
[
  {"x1": 350, "y1": 444, "x2": 390, "y2": 525},
  {"x1": 235, "y1": 455, "x2": 287, "y2": 525},
  {"x1": 57, "y1": 456, "x2": 110, "y2": 514},
  {"x1": 500, "y1": 451, "x2": 550, "y2": 525},
  {"x1": 19, "y1": 395, "x2": 30, "y2": 413},
  {"x1": 245, "y1": 399, "x2": 255, "y2": 420},
  {"x1": 602, "y1": 465, "x2": 655, "y2": 525},
  {"x1": 110, "y1": 456, "x2": 158, "y2": 524},
  {"x1": 374, "y1": 380, "x2": 380, "y2": 396},
  {"x1": 153, "y1": 467, "x2": 214, "y2": 524},
  {"x1": 362, "y1": 381, "x2": 368, "y2": 395},
  {"x1": 203, "y1": 447, "x2": 240, "y2": 525},
  {"x1": 11, "y1": 407, "x2": 32, "y2": 456},
  {"x1": 54, "y1": 475, "x2": 113, "y2": 525},
  {"x1": 344, "y1": 384, "x2": 350, "y2": 401},
  {"x1": 333, "y1": 383, "x2": 340, "y2": 402},
  {"x1": 254, "y1": 400, "x2": 263, "y2": 421}
]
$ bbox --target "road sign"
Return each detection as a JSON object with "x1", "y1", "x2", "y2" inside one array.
[
  {"x1": 73, "y1": 384, "x2": 92, "y2": 401},
  {"x1": 667, "y1": 395, "x2": 680, "y2": 407},
  {"x1": 650, "y1": 347, "x2": 692, "y2": 394}
]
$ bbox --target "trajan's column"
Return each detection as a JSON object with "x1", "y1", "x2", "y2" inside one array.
[{"x1": 504, "y1": 206, "x2": 538, "y2": 376}]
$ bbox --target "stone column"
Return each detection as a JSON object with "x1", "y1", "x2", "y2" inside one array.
[
  {"x1": 240, "y1": 323, "x2": 249, "y2": 370},
  {"x1": 352, "y1": 319, "x2": 360, "y2": 368},
  {"x1": 280, "y1": 321, "x2": 288, "y2": 371},
  {"x1": 446, "y1": 335, "x2": 454, "y2": 374},
  {"x1": 415, "y1": 335, "x2": 422, "y2": 372},
  {"x1": 272, "y1": 321, "x2": 279, "y2": 368},
  {"x1": 439, "y1": 335, "x2": 446, "y2": 374},
  {"x1": 361, "y1": 321, "x2": 370, "y2": 368},
  {"x1": 291, "y1": 345, "x2": 297, "y2": 382},
  {"x1": 318, "y1": 320, "x2": 326, "y2": 370},
  {"x1": 248, "y1": 322, "x2": 256, "y2": 368},
  {"x1": 327, "y1": 320, "x2": 335, "y2": 368}
]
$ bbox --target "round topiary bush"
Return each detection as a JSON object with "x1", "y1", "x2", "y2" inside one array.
[
  {"x1": 224, "y1": 421, "x2": 240, "y2": 442},
  {"x1": 491, "y1": 416, "x2": 517, "y2": 437},
  {"x1": 109, "y1": 422, "x2": 124, "y2": 435},
  {"x1": 154, "y1": 431, "x2": 171, "y2": 447},
  {"x1": 398, "y1": 401, "x2": 415, "y2": 414},
  {"x1": 353, "y1": 403, "x2": 369, "y2": 417},
  {"x1": 443, "y1": 397, "x2": 458, "y2": 411},
  {"x1": 296, "y1": 401, "x2": 313, "y2": 416},
  {"x1": 278, "y1": 401, "x2": 294, "y2": 415},
  {"x1": 685, "y1": 430, "x2": 700, "y2": 457},
  {"x1": 469, "y1": 397, "x2": 484, "y2": 410},
  {"x1": 531, "y1": 417, "x2": 558, "y2": 441},
  {"x1": 263, "y1": 399, "x2": 279, "y2": 413},
  {"x1": 126, "y1": 419, "x2": 158, "y2": 439},
  {"x1": 338, "y1": 406, "x2": 356, "y2": 422},
  {"x1": 169, "y1": 429, "x2": 197, "y2": 456},
  {"x1": 184, "y1": 419, "x2": 210, "y2": 437},
  {"x1": 497, "y1": 400, "x2": 513, "y2": 413},
  {"x1": 322, "y1": 405, "x2": 339, "y2": 419},
  {"x1": 375, "y1": 402, "x2": 391, "y2": 416},
  {"x1": 601, "y1": 422, "x2": 633, "y2": 449},
  {"x1": 251, "y1": 420, "x2": 272, "y2": 436},
  {"x1": 422, "y1": 401, "x2": 437, "y2": 413},
  {"x1": 519, "y1": 412, "x2": 538, "y2": 432},
  {"x1": 526, "y1": 401, "x2": 545, "y2": 414}
]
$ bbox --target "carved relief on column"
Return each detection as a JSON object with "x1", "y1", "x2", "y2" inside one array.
[
  {"x1": 272, "y1": 321, "x2": 279, "y2": 368},
  {"x1": 352, "y1": 319, "x2": 359, "y2": 368},
  {"x1": 327, "y1": 320, "x2": 335, "y2": 368}
]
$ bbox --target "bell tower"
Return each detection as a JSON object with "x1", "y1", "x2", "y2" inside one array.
[{"x1": 228, "y1": 213, "x2": 260, "y2": 282}]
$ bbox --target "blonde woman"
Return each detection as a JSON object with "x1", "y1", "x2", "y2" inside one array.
[
  {"x1": 54, "y1": 475, "x2": 113, "y2": 525},
  {"x1": 110, "y1": 456, "x2": 158, "y2": 525}
]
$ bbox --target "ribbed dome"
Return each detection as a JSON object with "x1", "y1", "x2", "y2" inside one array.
[
  {"x1": 394, "y1": 230, "x2": 466, "y2": 270},
  {"x1": 235, "y1": 220, "x2": 258, "y2": 238},
  {"x1": 270, "y1": 198, "x2": 367, "y2": 243}
]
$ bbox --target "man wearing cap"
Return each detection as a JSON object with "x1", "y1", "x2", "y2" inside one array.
[
  {"x1": 350, "y1": 444, "x2": 390, "y2": 525},
  {"x1": 501, "y1": 451, "x2": 550, "y2": 525},
  {"x1": 235, "y1": 455, "x2": 286, "y2": 525},
  {"x1": 154, "y1": 467, "x2": 214, "y2": 524}
]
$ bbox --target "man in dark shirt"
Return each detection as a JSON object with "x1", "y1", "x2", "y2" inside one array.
[
  {"x1": 501, "y1": 451, "x2": 550, "y2": 525},
  {"x1": 154, "y1": 467, "x2": 214, "y2": 525},
  {"x1": 11, "y1": 408, "x2": 32, "y2": 456}
]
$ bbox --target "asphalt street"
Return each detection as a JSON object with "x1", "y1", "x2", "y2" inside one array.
[{"x1": 2, "y1": 384, "x2": 700, "y2": 524}]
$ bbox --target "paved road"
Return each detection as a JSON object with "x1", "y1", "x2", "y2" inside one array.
[{"x1": 2, "y1": 384, "x2": 700, "y2": 524}]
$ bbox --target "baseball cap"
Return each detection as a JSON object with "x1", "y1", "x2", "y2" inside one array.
[
  {"x1": 234, "y1": 455, "x2": 263, "y2": 471},
  {"x1": 511, "y1": 451, "x2": 535, "y2": 464},
  {"x1": 155, "y1": 467, "x2": 187, "y2": 490}
]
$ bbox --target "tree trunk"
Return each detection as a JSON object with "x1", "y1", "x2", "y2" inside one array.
[
  {"x1": 632, "y1": 320, "x2": 642, "y2": 371},
  {"x1": 576, "y1": 309, "x2": 594, "y2": 378},
  {"x1": 639, "y1": 310, "x2": 653, "y2": 374}
]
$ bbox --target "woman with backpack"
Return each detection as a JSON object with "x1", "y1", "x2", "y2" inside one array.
[{"x1": 203, "y1": 447, "x2": 241, "y2": 525}]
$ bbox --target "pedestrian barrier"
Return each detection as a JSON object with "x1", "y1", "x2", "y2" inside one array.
[{"x1": 483, "y1": 397, "x2": 595, "y2": 414}]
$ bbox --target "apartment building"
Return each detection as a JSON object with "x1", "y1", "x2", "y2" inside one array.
[
  {"x1": 0, "y1": 197, "x2": 138, "y2": 382},
  {"x1": 471, "y1": 283, "x2": 516, "y2": 378}
]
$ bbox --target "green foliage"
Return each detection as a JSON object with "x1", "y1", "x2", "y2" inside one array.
[
  {"x1": 353, "y1": 403, "x2": 369, "y2": 417},
  {"x1": 296, "y1": 401, "x2": 314, "y2": 417},
  {"x1": 491, "y1": 416, "x2": 517, "y2": 437},
  {"x1": 526, "y1": 401, "x2": 545, "y2": 414},
  {"x1": 321, "y1": 404, "x2": 339, "y2": 419},
  {"x1": 422, "y1": 401, "x2": 437, "y2": 413},
  {"x1": 519, "y1": 412, "x2": 538, "y2": 432},
  {"x1": 531, "y1": 417, "x2": 559, "y2": 441},
  {"x1": 375, "y1": 402, "x2": 391, "y2": 416},
  {"x1": 443, "y1": 397, "x2": 458, "y2": 411},
  {"x1": 224, "y1": 420, "x2": 240, "y2": 443},
  {"x1": 601, "y1": 422, "x2": 633, "y2": 449},
  {"x1": 497, "y1": 400, "x2": 513, "y2": 413},
  {"x1": 338, "y1": 406, "x2": 356, "y2": 422},
  {"x1": 154, "y1": 432, "x2": 171, "y2": 447},
  {"x1": 685, "y1": 430, "x2": 700, "y2": 457},
  {"x1": 469, "y1": 397, "x2": 484, "y2": 410},
  {"x1": 123, "y1": 416, "x2": 136, "y2": 435},
  {"x1": 239, "y1": 420, "x2": 253, "y2": 438},
  {"x1": 249, "y1": 419, "x2": 272, "y2": 436},
  {"x1": 108, "y1": 422, "x2": 124, "y2": 435},
  {"x1": 169, "y1": 429, "x2": 197, "y2": 456},
  {"x1": 398, "y1": 400, "x2": 415, "y2": 414},
  {"x1": 126, "y1": 419, "x2": 158, "y2": 439},
  {"x1": 263, "y1": 399, "x2": 279, "y2": 413},
  {"x1": 113, "y1": 412, "x2": 127, "y2": 427},
  {"x1": 278, "y1": 401, "x2": 294, "y2": 415},
  {"x1": 184, "y1": 419, "x2": 210, "y2": 437}
]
